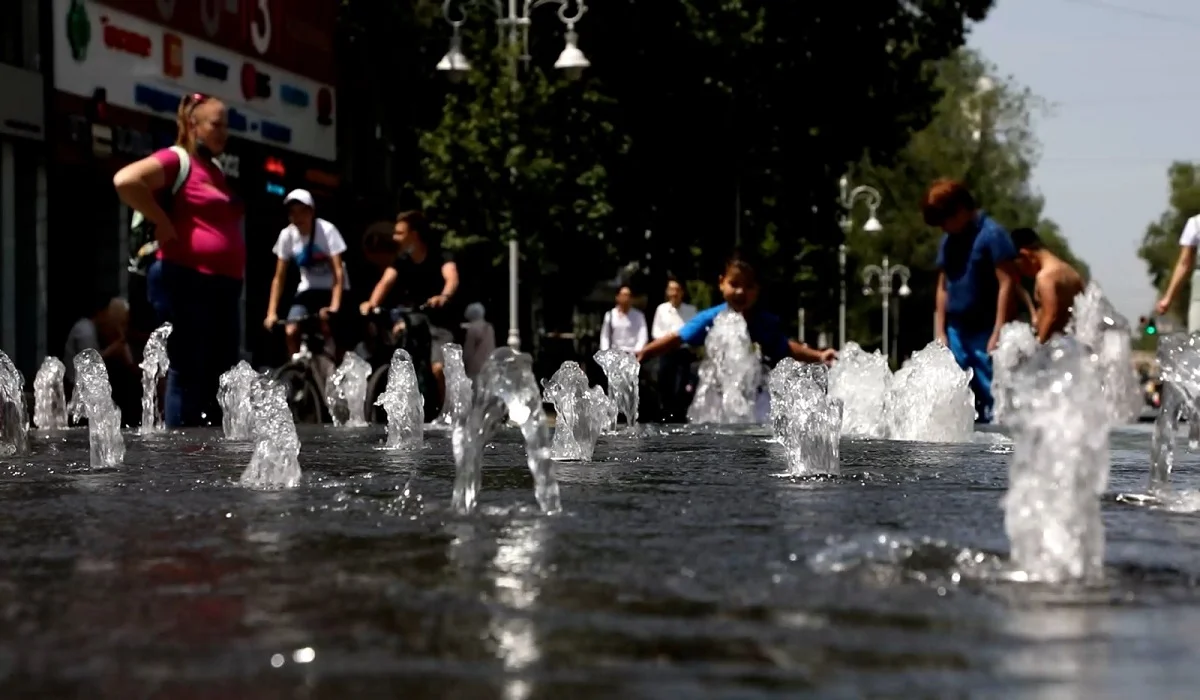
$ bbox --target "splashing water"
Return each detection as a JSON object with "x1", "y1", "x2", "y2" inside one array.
[
  {"x1": 1151, "y1": 332, "x2": 1200, "y2": 488},
  {"x1": 376, "y1": 349, "x2": 423, "y2": 450},
  {"x1": 687, "y1": 310, "x2": 763, "y2": 424},
  {"x1": 767, "y1": 358, "x2": 842, "y2": 475},
  {"x1": 325, "y1": 351, "x2": 371, "y2": 427},
  {"x1": 827, "y1": 342, "x2": 890, "y2": 438},
  {"x1": 1066, "y1": 282, "x2": 1142, "y2": 424},
  {"x1": 594, "y1": 348, "x2": 640, "y2": 429},
  {"x1": 452, "y1": 347, "x2": 560, "y2": 514},
  {"x1": 239, "y1": 377, "x2": 301, "y2": 488},
  {"x1": 542, "y1": 361, "x2": 613, "y2": 461},
  {"x1": 1003, "y1": 336, "x2": 1109, "y2": 583},
  {"x1": 218, "y1": 361, "x2": 259, "y2": 440},
  {"x1": 32, "y1": 356, "x2": 67, "y2": 430},
  {"x1": 0, "y1": 350, "x2": 27, "y2": 456},
  {"x1": 70, "y1": 349, "x2": 124, "y2": 467},
  {"x1": 884, "y1": 343, "x2": 975, "y2": 442},
  {"x1": 992, "y1": 322, "x2": 1039, "y2": 425},
  {"x1": 139, "y1": 322, "x2": 172, "y2": 434},
  {"x1": 435, "y1": 343, "x2": 472, "y2": 428}
]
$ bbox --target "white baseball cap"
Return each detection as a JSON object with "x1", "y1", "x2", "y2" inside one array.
[{"x1": 284, "y1": 188, "x2": 314, "y2": 208}]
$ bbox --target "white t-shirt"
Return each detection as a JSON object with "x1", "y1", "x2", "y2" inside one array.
[
  {"x1": 1180, "y1": 216, "x2": 1200, "y2": 249},
  {"x1": 600, "y1": 307, "x2": 648, "y2": 353},
  {"x1": 651, "y1": 301, "x2": 697, "y2": 339},
  {"x1": 272, "y1": 218, "x2": 349, "y2": 293}
]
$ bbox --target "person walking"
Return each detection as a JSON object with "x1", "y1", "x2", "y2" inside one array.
[
  {"x1": 650, "y1": 278, "x2": 697, "y2": 422},
  {"x1": 1155, "y1": 213, "x2": 1200, "y2": 331},
  {"x1": 599, "y1": 286, "x2": 648, "y2": 354},
  {"x1": 462, "y1": 303, "x2": 496, "y2": 380},
  {"x1": 114, "y1": 93, "x2": 244, "y2": 427},
  {"x1": 924, "y1": 179, "x2": 1020, "y2": 424}
]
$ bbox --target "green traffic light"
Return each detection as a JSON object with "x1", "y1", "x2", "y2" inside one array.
[{"x1": 1147, "y1": 326, "x2": 1157, "y2": 335}]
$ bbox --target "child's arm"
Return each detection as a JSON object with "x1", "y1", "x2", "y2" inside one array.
[
  {"x1": 1033, "y1": 276, "x2": 1061, "y2": 343},
  {"x1": 637, "y1": 333, "x2": 682, "y2": 363},
  {"x1": 788, "y1": 340, "x2": 837, "y2": 366}
]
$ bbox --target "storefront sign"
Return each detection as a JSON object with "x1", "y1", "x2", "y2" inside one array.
[
  {"x1": 216, "y1": 153, "x2": 240, "y2": 179},
  {"x1": 52, "y1": 0, "x2": 337, "y2": 162}
]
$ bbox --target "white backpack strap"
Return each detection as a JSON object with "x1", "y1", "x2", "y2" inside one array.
[{"x1": 168, "y1": 145, "x2": 190, "y2": 194}]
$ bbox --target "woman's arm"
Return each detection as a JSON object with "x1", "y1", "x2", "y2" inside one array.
[
  {"x1": 1158, "y1": 246, "x2": 1197, "y2": 313},
  {"x1": 633, "y1": 312, "x2": 649, "y2": 352},
  {"x1": 599, "y1": 312, "x2": 612, "y2": 352},
  {"x1": 113, "y1": 155, "x2": 174, "y2": 242}
]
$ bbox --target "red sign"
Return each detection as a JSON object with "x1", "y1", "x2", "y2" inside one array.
[
  {"x1": 101, "y1": 16, "x2": 152, "y2": 58},
  {"x1": 94, "y1": 0, "x2": 336, "y2": 83},
  {"x1": 163, "y1": 33, "x2": 183, "y2": 77}
]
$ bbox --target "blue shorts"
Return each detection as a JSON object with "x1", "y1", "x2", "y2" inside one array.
[{"x1": 287, "y1": 289, "x2": 332, "y2": 322}]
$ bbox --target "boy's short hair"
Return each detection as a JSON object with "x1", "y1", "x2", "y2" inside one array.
[
  {"x1": 396, "y1": 210, "x2": 427, "y2": 236},
  {"x1": 362, "y1": 221, "x2": 398, "y2": 254},
  {"x1": 921, "y1": 179, "x2": 977, "y2": 227},
  {"x1": 1010, "y1": 227, "x2": 1042, "y2": 250},
  {"x1": 722, "y1": 250, "x2": 759, "y2": 282}
]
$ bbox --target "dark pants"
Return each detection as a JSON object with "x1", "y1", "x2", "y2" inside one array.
[
  {"x1": 147, "y1": 259, "x2": 170, "y2": 326},
  {"x1": 158, "y1": 261, "x2": 242, "y2": 427},
  {"x1": 656, "y1": 348, "x2": 696, "y2": 423},
  {"x1": 947, "y1": 325, "x2": 994, "y2": 424}
]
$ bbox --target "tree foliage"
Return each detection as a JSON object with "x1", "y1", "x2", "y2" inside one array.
[
  {"x1": 846, "y1": 49, "x2": 1088, "y2": 357},
  {"x1": 1138, "y1": 162, "x2": 1200, "y2": 320}
]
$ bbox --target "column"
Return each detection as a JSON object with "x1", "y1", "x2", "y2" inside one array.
[
  {"x1": 117, "y1": 203, "x2": 130, "y2": 299},
  {"x1": 1, "y1": 141, "x2": 15, "y2": 355},
  {"x1": 35, "y1": 159, "x2": 47, "y2": 364}
]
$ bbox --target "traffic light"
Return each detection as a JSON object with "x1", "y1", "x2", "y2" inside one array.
[{"x1": 1140, "y1": 316, "x2": 1157, "y2": 335}]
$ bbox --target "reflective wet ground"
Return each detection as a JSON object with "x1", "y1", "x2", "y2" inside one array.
[{"x1": 1, "y1": 424, "x2": 1198, "y2": 697}]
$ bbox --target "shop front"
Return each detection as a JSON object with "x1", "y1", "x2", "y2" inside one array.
[
  {"x1": 48, "y1": 0, "x2": 339, "y2": 365},
  {"x1": 0, "y1": 51, "x2": 47, "y2": 380}
]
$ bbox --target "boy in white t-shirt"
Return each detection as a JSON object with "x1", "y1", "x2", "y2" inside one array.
[
  {"x1": 263, "y1": 189, "x2": 350, "y2": 357},
  {"x1": 1156, "y1": 214, "x2": 1200, "y2": 332}
]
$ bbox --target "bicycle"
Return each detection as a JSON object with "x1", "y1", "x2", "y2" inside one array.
[
  {"x1": 269, "y1": 314, "x2": 338, "y2": 424},
  {"x1": 361, "y1": 305, "x2": 440, "y2": 423}
]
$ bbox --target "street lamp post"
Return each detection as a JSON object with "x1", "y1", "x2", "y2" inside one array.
[
  {"x1": 438, "y1": 0, "x2": 591, "y2": 352},
  {"x1": 837, "y1": 176, "x2": 883, "y2": 349},
  {"x1": 861, "y1": 256, "x2": 911, "y2": 365}
]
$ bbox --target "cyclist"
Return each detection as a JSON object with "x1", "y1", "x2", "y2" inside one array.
[
  {"x1": 359, "y1": 210, "x2": 459, "y2": 406},
  {"x1": 263, "y1": 189, "x2": 349, "y2": 358}
]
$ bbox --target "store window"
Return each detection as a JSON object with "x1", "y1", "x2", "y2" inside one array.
[{"x1": 0, "y1": 0, "x2": 40, "y2": 70}]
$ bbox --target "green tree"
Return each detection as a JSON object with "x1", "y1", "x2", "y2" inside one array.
[
  {"x1": 846, "y1": 49, "x2": 1089, "y2": 357},
  {"x1": 1138, "y1": 162, "x2": 1200, "y2": 321}
]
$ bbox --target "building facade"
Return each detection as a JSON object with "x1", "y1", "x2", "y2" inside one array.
[
  {"x1": 0, "y1": 0, "x2": 49, "y2": 381},
  {"x1": 47, "y1": 0, "x2": 341, "y2": 367}
]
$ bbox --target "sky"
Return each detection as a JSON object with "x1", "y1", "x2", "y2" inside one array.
[{"x1": 968, "y1": 0, "x2": 1198, "y2": 322}]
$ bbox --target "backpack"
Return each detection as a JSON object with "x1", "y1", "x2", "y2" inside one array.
[{"x1": 127, "y1": 146, "x2": 191, "y2": 275}]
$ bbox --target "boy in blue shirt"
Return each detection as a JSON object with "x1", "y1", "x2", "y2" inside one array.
[
  {"x1": 924, "y1": 179, "x2": 1021, "y2": 423},
  {"x1": 637, "y1": 253, "x2": 837, "y2": 367}
]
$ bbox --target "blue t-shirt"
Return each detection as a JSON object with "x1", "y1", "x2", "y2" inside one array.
[
  {"x1": 936, "y1": 212, "x2": 1017, "y2": 331},
  {"x1": 678, "y1": 303, "x2": 791, "y2": 364}
]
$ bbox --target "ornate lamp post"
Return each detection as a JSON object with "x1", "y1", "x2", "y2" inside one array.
[
  {"x1": 438, "y1": 0, "x2": 591, "y2": 351},
  {"x1": 861, "y1": 256, "x2": 911, "y2": 364},
  {"x1": 837, "y1": 176, "x2": 883, "y2": 349}
]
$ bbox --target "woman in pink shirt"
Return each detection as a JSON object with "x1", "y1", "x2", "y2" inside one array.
[{"x1": 114, "y1": 94, "x2": 245, "y2": 427}]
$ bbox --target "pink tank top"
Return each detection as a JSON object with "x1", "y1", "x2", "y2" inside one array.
[{"x1": 152, "y1": 147, "x2": 246, "y2": 280}]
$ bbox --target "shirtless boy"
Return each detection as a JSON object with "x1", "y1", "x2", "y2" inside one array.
[{"x1": 1010, "y1": 227, "x2": 1085, "y2": 343}]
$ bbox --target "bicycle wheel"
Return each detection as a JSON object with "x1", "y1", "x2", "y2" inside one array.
[{"x1": 271, "y1": 364, "x2": 323, "y2": 424}]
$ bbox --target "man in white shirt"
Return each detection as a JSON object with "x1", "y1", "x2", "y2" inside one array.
[
  {"x1": 1156, "y1": 214, "x2": 1200, "y2": 332},
  {"x1": 599, "y1": 286, "x2": 648, "y2": 353},
  {"x1": 651, "y1": 278, "x2": 698, "y2": 422},
  {"x1": 651, "y1": 278, "x2": 697, "y2": 338},
  {"x1": 263, "y1": 189, "x2": 350, "y2": 357}
]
